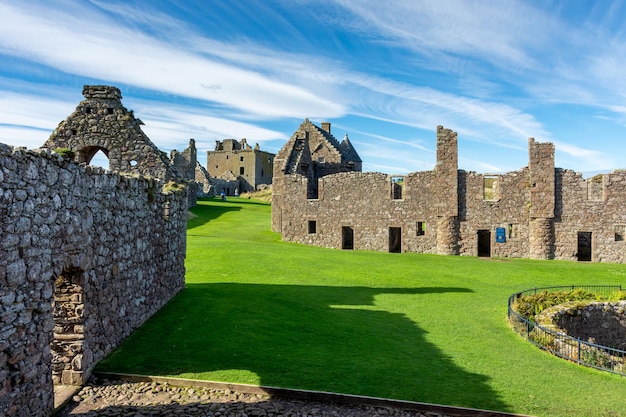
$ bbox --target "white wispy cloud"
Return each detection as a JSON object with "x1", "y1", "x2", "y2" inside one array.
[
  {"x1": 329, "y1": 0, "x2": 551, "y2": 71},
  {"x1": 0, "y1": 2, "x2": 345, "y2": 120}
]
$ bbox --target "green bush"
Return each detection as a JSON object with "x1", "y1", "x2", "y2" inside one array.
[
  {"x1": 54, "y1": 147, "x2": 75, "y2": 160},
  {"x1": 512, "y1": 289, "x2": 597, "y2": 320}
]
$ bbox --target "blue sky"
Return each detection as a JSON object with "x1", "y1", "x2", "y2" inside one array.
[{"x1": 1, "y1": 0, "x2": 625, "y2": 176}]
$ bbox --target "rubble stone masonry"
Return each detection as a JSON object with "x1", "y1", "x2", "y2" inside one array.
[
  {"x1": 0, "y1": 144, "x2": 186, "y2": 416},
  {"x1": 274, "y1": 123, "x2": 626, "y2": 263}
]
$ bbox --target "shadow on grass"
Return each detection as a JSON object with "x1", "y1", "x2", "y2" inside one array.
[
  {"x1": 187, "y1": 200, "x2": 241, "y2": 230},
  {"x1": 98, "y1": 283, "x2": 511, "y2": 412}
]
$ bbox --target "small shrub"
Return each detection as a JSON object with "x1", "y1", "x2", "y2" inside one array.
[
  {"x1": 607, "y1": 290, "x2": 626, "y2": 301},
  {"x1": 54, "y1": 147, "x2": 75, "y2": 160}
]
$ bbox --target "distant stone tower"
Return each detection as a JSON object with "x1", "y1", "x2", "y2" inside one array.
[{"x1": 434, "y1": 126, "x2": 460, "y2": 255}]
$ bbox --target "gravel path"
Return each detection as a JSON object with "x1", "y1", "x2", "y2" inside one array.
[{"x1": 56, "y1": 377, "x2": 459, "y2": 417}]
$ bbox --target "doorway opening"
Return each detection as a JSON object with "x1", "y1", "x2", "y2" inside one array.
[
  {"x1": 342, "y1": 226, "x2": 354, "y2": 250},
  {"x1": 51, "y1": 267, "x2": 85, "y2": 387},
  {"x1": 477, "y1": 229, "x2": 491, "y2": 257},
  {"x1": 577, "y1": 232, "x2": 592, "y2": 261},
  {"x1": 389, "y1": 227, "x2": 402, "y2": 253}
]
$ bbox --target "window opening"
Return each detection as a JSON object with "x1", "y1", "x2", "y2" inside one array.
[
  {"x1": 416, "y1": 221, "x2": 426, "y2": 236},
  {"x1": 240, "y1": 156, "x2": 244, "y2": 162},
  {"x1": 342, "y1": 226, "x2": 354, "y2": 250},
  {"x1": 84, "y1": 146, "x2": 110, "y2": 169},
  {"x1": 483, "y1": 175, "x2": 498, "y2": 200},
  {"x1": 615, "y1": 225, "x2": 625, "y2": 242},
  {"x1": 308, "y1": 220, "x2": 317, "y2": 234},
  {"x1": 389, "y1": 227, "x2": 402, "y2": 253},
  {"x1": 586, "y1": 174, "x2": 603, "y2": 200},
  {"x1": 508, "y1": 224, "x2": 519, "y2": 239},
  {"x1": 240, "y1": 167, "x2": 244, "y2": 175},
  {"x1": 392, "y1": 176, "x2": 404, "y2": 200},
  {"x1": 577, "y1": 232, "x2": 592, "y2": 261}
]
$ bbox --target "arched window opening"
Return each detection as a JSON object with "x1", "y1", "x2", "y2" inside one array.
[{"x1": 83, "y1": 146, "x2": 110, "y2": 169}]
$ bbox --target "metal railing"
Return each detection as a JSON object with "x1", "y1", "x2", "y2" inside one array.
[{"x1": 508, "y1": 285, "x2": 626, "y2": 376}]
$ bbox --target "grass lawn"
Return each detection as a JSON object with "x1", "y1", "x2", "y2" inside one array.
[{"x1": 98, "y1": 197, "x2": 626, "y2": 417}]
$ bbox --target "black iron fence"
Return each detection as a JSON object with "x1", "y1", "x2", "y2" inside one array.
[{"x1": 508, "y1": 285, "x2": 626, "y2": 376}]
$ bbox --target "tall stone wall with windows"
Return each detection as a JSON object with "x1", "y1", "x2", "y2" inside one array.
[
  {"x1": 274, "y1": 123, "x2": 626, "y2": 263},
  {"x1": 0, "y1": 144, "x2": 186, "y2": 417}
]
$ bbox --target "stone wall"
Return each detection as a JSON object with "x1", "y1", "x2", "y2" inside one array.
[
  {"x1": 274, "y1": 123, "x2": 626, "y2": 263},
  {"x1": 540, "y1": 301, "x2": 626, "y2": 350},
  {"x1": 0, "y1": 144, "x2": 186, "y2": 417},
  {"x1": 554, "y1": 169, "x2": 626, "y2": 262}
]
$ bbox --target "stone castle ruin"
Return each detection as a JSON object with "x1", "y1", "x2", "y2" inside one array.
[
  {"x1": 1, "y1": 86, "x2": 187, "y2": 416},
  {"x1": 273, "y1": 122, "x2": 626, "y2": 263},
  {"x1": 207, "y1": 138, "x2": 275, "y2": 195}
]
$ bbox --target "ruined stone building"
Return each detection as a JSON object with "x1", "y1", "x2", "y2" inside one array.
[
  {"x1": 45, "y1": 86, "x2": 181, "y2": 181},
  {"x1": 207, "y1": 138, "x2": 275, "y2": 194},
  {"x1": 1, "y1": 86, "x2": 187, "y2": 416},
  {"x1": 273, "y1": 122, "x2": 626, "y2": 263}
]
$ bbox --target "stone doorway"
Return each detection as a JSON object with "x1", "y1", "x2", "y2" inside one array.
[
  {"x1": 52, "y1": 268, "x2": 86, "y2": 386},
  {"x1": 577, "y1": 232, "x2": 592, "y2": 261},
  {"x1": 477, "y1": 229, "x2": 491, "y2": 257},
  {"x1": 342, "y1": 226, "x2": 354, "y2": 250},
  {"x1": 389, "y1": 227, "x2": 402, "y2": 253}
]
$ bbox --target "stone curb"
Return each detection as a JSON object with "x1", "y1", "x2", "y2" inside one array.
[{"x1": 94, "y1": 372, "x2": 536, "y2": 417}]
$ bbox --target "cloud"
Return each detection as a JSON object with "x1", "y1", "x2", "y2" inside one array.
[
  {"x1": 329, "y1": 0, "x2": 551, "y2": 70},
  {"x1": 136, "y1": 105, "x2": 289, "y2": 151},
  {"x1": 0, "y1": 2, "x2": 345, "y2": 120}
]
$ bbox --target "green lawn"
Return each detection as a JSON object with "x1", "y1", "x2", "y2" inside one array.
[{"x1": 98, "y1": 198, "x2": 626, "y2": 417}]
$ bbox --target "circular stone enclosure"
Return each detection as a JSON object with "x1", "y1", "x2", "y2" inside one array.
[{"x1": 537, "y1": 301, "x2": 626, "y2": 350}]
